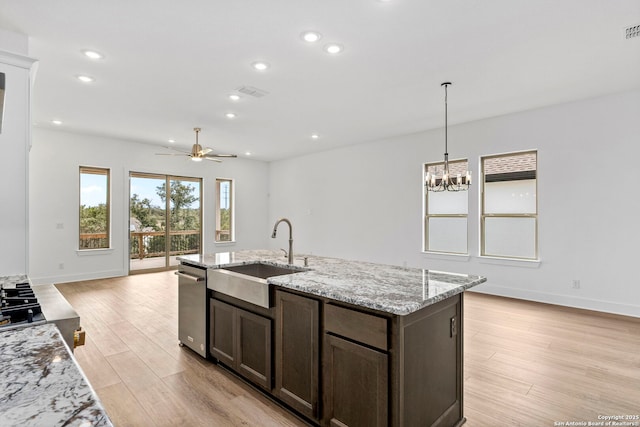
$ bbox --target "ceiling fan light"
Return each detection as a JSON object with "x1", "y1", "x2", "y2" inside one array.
[{"x1": 191, "y1": 156, "x2": 203, "y2": 162}]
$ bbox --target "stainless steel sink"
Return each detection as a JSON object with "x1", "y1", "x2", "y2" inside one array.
[
  {"x1": 223, "y1": 263, "x2": 304, "y2": 279},
  {"x1": 208, "y1": 263, "x2": 306, "y2": 308}
]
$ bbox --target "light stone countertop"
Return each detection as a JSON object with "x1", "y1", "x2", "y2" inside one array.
[
  {"x1": 0, "y1": 323, "x2": 113, "y2": 426},
  {"x1": 179, "y1": 250, "x2": 487, "y2": 316},
  {"x1": 0, "y1": 274, "x2": 30, "y2": 288}
]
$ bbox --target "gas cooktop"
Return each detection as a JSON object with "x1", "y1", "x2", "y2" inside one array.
[{"x1": 0, "y1": 275, "x2": 46, "y2": 330}]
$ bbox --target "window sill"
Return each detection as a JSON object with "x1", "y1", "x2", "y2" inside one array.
[
  {"x1": 422, "y1": 251, "x2": 470, "y2": 262},
  {"x1": 76, "y1": 248, "x2": 114, "y2": 256},
  {"x1": 215, "y1": 241, "x2": 236, "y2": 246},
  {"x1": 477, "y1": 255, "x2": 541, "y2": 268}
]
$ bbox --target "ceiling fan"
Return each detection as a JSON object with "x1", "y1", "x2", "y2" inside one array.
[{"x1": 156, "y1": 127, "x2": 237, "y2": 162}]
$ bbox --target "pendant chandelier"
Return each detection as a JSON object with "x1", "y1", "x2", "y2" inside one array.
[{"x1": 425, "y1": 82, "x2": 471, "y2": 192}]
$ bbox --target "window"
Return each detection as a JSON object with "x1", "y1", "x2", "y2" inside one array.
[
  {"x1": 215, "y1": 178, "x2": 234, "y2": 242},
  {"x1": 481, "y1": 151, "x2": 537, "y2": 259},
  {"x1": 424, "y1": 159, "x2": 469, "y2": 254},
  {"x1": 79, "y1": 166, "x2": 110, "y2": 249}
]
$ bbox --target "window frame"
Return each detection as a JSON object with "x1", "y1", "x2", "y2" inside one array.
[
  {"x1": 423, "y1": 158, "x2": 469, "y2": 255},
  {"x1": 215, "y1": 178, "x2": 235, "y2": 243},
  {"x1": 480, "y1": 150, "x2": 538, "y2": 260},
  {"x1": 79, "y1": 166, "x2": 111, "y2": 250}
]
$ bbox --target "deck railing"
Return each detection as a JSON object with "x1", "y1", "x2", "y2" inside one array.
[
  {"x1": 79, "y1": 230, "x2": 201, "y2": 259},
  {"x1": 129, "y1": 230, "x2": 200, "y2": 259}
]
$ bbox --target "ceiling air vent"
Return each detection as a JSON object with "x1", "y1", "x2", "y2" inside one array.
[
  {"x1": 236, "y1": 86, "x2": 269, "y2": 98},
  {"x1": 624, "y1": 24, "x2": 639, "y2": 39}
]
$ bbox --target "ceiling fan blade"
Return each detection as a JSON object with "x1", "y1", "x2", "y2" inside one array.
[
  {"x1": 164, "y1": 146, "x2": 191, "y2": 154},
  {"x1": 200, "y1": 147, "x2": 213, "y2": 155},
  {"x1": 155, "y1": 153, "x2": 190, "y2": 156},
  {"x1": 203, "y1": 157, "x2": 223, "y2": 162},
  {"x1": 204, "y1": 153, "x2": 238, "y2": 158}
]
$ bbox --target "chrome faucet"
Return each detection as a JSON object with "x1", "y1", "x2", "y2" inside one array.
[{"x1": 272, "y1": 218, "x2": 293, "y2": 264}]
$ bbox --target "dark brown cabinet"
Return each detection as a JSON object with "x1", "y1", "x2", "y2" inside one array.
[
  {"x1": 323, "y1": 334, "x2": 388, "y2": 427},
  {"x1": 210, "y1": 298, "x2": 272, "y2": 390},
  {"x1": 209, "y1": 282, "x2": 465, "y2": 427},
  {"x1": 210, "y1": 298, "x2": 236, "y2": 366},
  {"x1": 323, "y1": 303, "x2": 389, "y2": 427},
  {"x1": 394, "y1": 295, "x2": 462, "y2": 427},
  {"x1": 274, "y1": 290, "x2": 320, "y2": 421}
]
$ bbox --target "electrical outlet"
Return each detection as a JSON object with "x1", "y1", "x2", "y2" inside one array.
[
  {"x1": 572, "y1": 279, "x2": 580, "y2": 289},
  {"x1": 58, "y1": 263, "x2": 64, "y2": 270},
  {"x1": 56, "y1": 223, "x2": 64, "y2": 229}
]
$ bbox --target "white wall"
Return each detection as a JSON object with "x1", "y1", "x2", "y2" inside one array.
[
  {"x1": 29, "y1": 128, "x2": 270, "y2": 283},
  {"x1": 0, "y1": 33, "x2": 36, "y2": 276},
  {"x1": 268, "y1": 90, "x2": 640, "y2": 317}
]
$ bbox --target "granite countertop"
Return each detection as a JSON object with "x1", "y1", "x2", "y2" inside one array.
[
  {"x1": 179, "y1": 250, "x2": 486, "y2": 316},
  {"x1": 0, "y1": 323, "x2": 113, "y2": 427},
  {"x1": 0, "y1": 273, "x2": 30, "y2": 287}
]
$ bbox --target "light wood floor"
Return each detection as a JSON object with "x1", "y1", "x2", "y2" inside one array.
[{"x1": 56, "y1": 272, "x2": 640, "y2": 427}]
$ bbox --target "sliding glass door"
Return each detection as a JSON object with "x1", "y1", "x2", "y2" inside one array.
[{"x1": 129, "y1": 173, "x2": 202, "y2": 273}]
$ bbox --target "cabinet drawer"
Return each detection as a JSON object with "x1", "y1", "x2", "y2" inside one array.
[{"x1": 324, "y1": 304, "x2": 388, "y2": 351}]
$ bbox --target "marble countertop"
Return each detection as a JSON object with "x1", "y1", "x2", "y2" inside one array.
[
  {"x1": 0, "y1": 273, "x2": 30, "y2": 287},
  {"x1": 0, "y1": 323, "x2": 112, "y2": 426},
  {"x1": 179, "y1": 250, "x2": 486, "y2": 315}
]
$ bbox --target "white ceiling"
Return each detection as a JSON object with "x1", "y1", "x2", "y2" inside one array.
[{"x1": 1, "y1": 0, "x2": 639, "y2": 161}]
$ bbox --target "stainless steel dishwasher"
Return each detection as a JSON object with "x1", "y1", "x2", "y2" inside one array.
[{"x1": 177, "y1": 263, "x2": 207, "y2": 357}]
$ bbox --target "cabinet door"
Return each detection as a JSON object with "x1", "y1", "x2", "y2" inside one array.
[
  {"x1": 237, "y1": 308, "x2": 272, "y2": 391},
  {"x1": 210, "y1": 299, "x2": 236, "y2": 367},
  {"x1": 323, "y1": 334, "x2": 388, "y2": 427},
  {"x1": 401, "y1": 297, "x2": 461, "y2": 427},
  {"x1": 275, "y1": 290, "x2": 320, "y2": 420}
]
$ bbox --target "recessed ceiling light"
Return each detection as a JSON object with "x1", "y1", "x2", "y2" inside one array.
[
  {"x1": 229, "y1": 94, "x2": 241, "y2": 101},
  {"x1": 324, "y1": 43, "x2": 344, "y2": 54},
  {"x1": 252, "y1": 61, "x2": 270, "y2": 71},
  {"x1": 225, "y1": 112, "x2": 237, "y2": 119},
  {"x1": 311, "y1": 133, "x2": 320, "y2": 140},
  {"x1": 51, "y1": 120, "x2": 62, "y2": 125},
  {"x1": 168, "y1": 139, "x2": 175, "y2": 143},
  {"x1": 82, "y1": 50, "x2": 104, "y2": 60},
  {"x1": 245, "y1": 152, "x2": 252, "y2": 156},
  {"x1": 301, "y1": 31, "x2": 322, "y2": 43},
  {"x1": 76, "y1": 75, "x2": 94, "y2": 83}
]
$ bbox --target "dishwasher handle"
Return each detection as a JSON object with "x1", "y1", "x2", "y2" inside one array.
[{"x1": 175, "y1": 271, "x2": 205, "y2": 282}]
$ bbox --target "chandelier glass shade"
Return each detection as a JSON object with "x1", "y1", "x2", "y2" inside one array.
[{"x1": 425, "y1": 82, "x2": 471, "y2": 192}]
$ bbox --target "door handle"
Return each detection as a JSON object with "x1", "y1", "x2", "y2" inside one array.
[{"x1": 176, "y1": 271, "x2": 205, "y2": 282}]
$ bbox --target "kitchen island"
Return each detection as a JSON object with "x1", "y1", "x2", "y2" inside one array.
[{"x1": 179, "y1": 250, "x2": 486, "y2": 427}]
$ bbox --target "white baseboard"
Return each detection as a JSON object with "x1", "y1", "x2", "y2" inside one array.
[
  {"x1": 470, "y1": 283, "x2": 640, "y2": 318},
  {"x1": 29, "y1": 269, "x2": 126, "y2": 285}
]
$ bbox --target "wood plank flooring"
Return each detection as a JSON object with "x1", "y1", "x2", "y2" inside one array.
[{"x1": 56, "y1": 272, "x2": 640, "y2": 427}]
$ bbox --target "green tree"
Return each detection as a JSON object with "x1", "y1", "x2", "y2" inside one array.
[
  {"x1": 156, "y1": 181, "x2": 199, "y2": 230},
  {"x1": 80, "y1": 204, "x2": 108, "y2": 233},
  {"x1": 130, "y1": 194, "x2": 160, "y2": 230}
]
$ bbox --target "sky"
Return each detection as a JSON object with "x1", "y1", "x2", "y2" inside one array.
[
  {"x1": 80, "y1": 173, "x2": 108, "y2": 207},
  {"x1": 130, "y1": 176, "x2": 201, "y2": 209},
  {"x1": 130, "y1": 177, "x2": 166, "y2": 208},
  {"x1": 81, "y1": 174, "x2": 201, "y2": 208}
]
